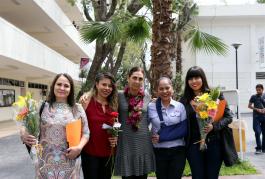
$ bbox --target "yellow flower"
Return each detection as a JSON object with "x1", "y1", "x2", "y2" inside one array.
[
  {"x1": 13, "y1": 96, "x2": 26, "y2": 108},
  {"x1": 206, "y1": 100, "x2": 217, "y2": 110},
  {"x1": 197, "y1": 93, "x2": 210, "y2": 102},
  {"x1": 199, "y1": 111, "x2": 208, "y2": 119}
]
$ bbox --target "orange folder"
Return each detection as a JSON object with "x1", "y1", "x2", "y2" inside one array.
[
  {"x1": 66, "y1": 118, "x2": 81, "y2": 147},
  {"x1": 213, "y1": 100, "x2": 226, "y2": 122}
]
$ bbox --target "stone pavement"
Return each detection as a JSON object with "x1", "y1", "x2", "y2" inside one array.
[{"x1": 1, "y1": 114, "x2": 265, "y2": 179}]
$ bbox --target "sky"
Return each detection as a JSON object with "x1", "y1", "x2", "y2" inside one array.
[{"x1": 194, "y1": 0, "x2": 257, "y2": 5}]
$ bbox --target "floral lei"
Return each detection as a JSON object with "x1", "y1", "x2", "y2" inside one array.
[{"x1": 124, "y1": 86, "x2": 145, "y2": 131}]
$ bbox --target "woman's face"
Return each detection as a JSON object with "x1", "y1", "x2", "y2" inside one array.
[
  {"x1": 127, "y1": 71, "x2": 144, "y2": 92},
  {"x1": 54, "y1": 75, "x2": 71, "y2": 102},
  {"x1": 157, "y1": 79, "x2": 173, "y2": 102},
  {"x1": 96, "y1": 78, "x2": 113, "y2": 99},
  {"x1": 188, "y1": 76, "x2": 203, "y2": 93}
]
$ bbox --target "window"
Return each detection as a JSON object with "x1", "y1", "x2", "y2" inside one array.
[{"x1": 0, "y1": 89, "x2": 15, "y2": 107}]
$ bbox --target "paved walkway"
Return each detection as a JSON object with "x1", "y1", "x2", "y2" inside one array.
[{"x1": 1, "y1": 114, "x2": 265, "y2": 178}]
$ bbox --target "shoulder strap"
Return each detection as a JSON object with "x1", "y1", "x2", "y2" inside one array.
[
  {"x1": 39, "y1": 101, "x2": 46, "y2": 117},
  {"x1": 156, "y1": 97, "x2": 165, "y2": 128}
]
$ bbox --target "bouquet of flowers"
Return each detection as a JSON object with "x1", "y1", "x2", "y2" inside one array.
[
  {"x1": 13, "y1": 92, "x2": 43, "y2": 162},
  {"x1": 102, "y1": 112, "x2": 122, "y2": 137},
  {"x1": 102, "y1": 111, "x2": 121, "y2": 170},
  {"x1": 192, "y1": 88, "x2": 220, "y2": 150}
]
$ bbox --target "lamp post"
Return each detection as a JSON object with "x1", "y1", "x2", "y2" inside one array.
[{"x1": 231, "y1": 43, "x2": 242, "y2": 119}]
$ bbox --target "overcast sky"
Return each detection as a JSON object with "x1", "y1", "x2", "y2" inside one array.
[{"x1": 194, "y1": 0, "x2": 257, "y2": 5}]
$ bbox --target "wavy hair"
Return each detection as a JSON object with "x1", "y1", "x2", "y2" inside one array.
[{"x1": 87, "y1": 72, "x2": 118, "y2": 111}]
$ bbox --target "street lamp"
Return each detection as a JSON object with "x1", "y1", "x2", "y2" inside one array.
[{"x1": 231, "y1": 43, "x2": 242, "y2": 119}]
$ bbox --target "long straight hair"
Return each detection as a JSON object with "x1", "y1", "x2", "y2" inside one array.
[
  {"x1": 47, "y1": 73, "x2": 75, "y2": 107},
  {"x1": 183, "y1": 66, "x2": 210, "y2": 103}
]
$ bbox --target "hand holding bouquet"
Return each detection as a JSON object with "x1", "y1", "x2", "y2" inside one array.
[
  {"x1": 13, "y1": 92, "x2": 43, "y2": 162},
  {"x1": 192, "y1": 88, "x2": 220, "y2": 150},
  {"x1": 102, "y1": 112, "x2": 122, "y2": 137},
  {"x1": 102, "y1": 111, "x2": 121, "y2": 170}
]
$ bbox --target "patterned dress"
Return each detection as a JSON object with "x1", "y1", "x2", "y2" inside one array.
[
  {"x1": 114, "y1": 92, "x2": 156, "y2": 176},
  {"x1": 35, "y1": 102, "x2": 89, "y2": 179}
]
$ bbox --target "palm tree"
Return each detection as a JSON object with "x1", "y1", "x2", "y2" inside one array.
[
  {"x1": 150, "y1": 0, "x2": 228, "y2": 96},
  {"x1": 76, "y1": 0, "x2": 151, "y2": 97}
]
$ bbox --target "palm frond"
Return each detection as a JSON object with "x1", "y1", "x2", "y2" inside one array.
[
  {"x1": 187, "y1": 27, "x2": 229, "y2": 56},
  {"x1": 124, "y1": 17, "x2": 151, "y2": 43},
  {"x1": 80, "y1": 21, "x2": 121, "y2": 43},
  {"x1": 140, "y1": 0, "x2": 152, "y2": 10}
]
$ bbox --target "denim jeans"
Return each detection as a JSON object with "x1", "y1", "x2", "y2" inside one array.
[{"x1": 253, "y1": 116, "x2": 265, "y2": 150}]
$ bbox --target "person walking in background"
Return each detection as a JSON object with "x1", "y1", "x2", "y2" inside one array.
[
  {"x1": 248, "y1": 84, "x2": 265, "y2": 154},
  {"x1": 148, "y1": 77, "x2": 187, "y2": 179},
  {"x1": 20, "y1": 73, "x2": 90, "y2": 178},
  {"x1": 80, "y1": 72, "x2": 118, "y2": 179},
  {"x1": 114, "y1": 67, "x2": 155, "y2": 179},
  {"x1": 180, "y1": 66, "x2": 238, "y2": 179}
]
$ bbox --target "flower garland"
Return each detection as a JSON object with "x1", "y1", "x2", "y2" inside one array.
[{"x1": 124, "y1": 86, "x2": 145, "y2": 131}]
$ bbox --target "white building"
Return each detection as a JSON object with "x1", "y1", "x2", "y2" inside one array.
[
  {"x1": 183, "y1": 4, "x2": 265, "y2": 113},
  {"x1": 0, "y1": 0, "x2": 94, "y2": 121}
]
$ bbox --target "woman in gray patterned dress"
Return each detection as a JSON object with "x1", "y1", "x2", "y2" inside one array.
[
  {"x1": 114, "y1": 67, "x2": 155, "y2": 179},
  {"x1": 20, "y1": 73, "x2": 90, "y2": 178}
]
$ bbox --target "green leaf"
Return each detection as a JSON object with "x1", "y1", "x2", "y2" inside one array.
[
  {"x1": 124, "y1": 17, "x2": 151, "y2": 43},
  {"x1": 80, "y1": 21, "x2": 122, "y2": 43},
  {"x1": 187, "y1": 27, "x2": 229, "y2": 56}
]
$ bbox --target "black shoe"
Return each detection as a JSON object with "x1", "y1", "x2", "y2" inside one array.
[{"x1": 255, "y1": 149, "x2": 262, "y2": 154}]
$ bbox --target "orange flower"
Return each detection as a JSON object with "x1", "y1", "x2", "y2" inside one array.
[{"x1": 16, "y1": 107, "x2": 29, "y2": 121}]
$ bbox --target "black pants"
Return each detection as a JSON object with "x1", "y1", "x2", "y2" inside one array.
[
  {"x1": 81, "y1": 152, "x2": 112, "y2": 179},
  {"x1": 154, "y1": 146, "x2": 186, "y2": 179},
  {"x1": 187, "y1": 138, "x2": 222, "y2": 179},
  {"x1": 122, "y1": 174, "x2": 147, "y2": 179},
  {"x1": 253, "y1": 116, "x2": 265, "y2": 150}
]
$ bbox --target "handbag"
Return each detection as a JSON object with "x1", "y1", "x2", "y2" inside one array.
[
  {"x1": 221, "y1": 126, "x2": 239, "y2": 166},
  {"x1": 156, "y1": 97, "x2": 187, "y2": 142}
]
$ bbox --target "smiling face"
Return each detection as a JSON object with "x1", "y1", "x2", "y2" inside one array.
[
  {"x1": 127, "y1": 71, "x2": 144, "y2": 92},
  {"x1": 188, "y1": 76, "x2": 203, "y2": 94},
  {"x1": 157, "y1": 78, "x2": 173, "y2": 102},
  {"x1": 54, "y1": 75, "x2": 71, "y2": 102},
  {"x1": 96, "y1": 78, "x2": 113, "y2": 99}
]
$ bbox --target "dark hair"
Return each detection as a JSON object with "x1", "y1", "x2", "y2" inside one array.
[
  {"x1": 156, "y1": 76, "x2": 173, "y2": 89},
  {"x1": 183, "y1": 66, "x2": 209, "y2": 103},
  {"x1": 128, "y1": 66, "x2": 144, "y2": 77},
  {"x1": 256, "y1": 84, "x2": 264, "y2": 90},
  {"x1": 47, "y1": 73, "x2": 75, "y2": 107},
  {"x1": 91, "y1": 72, "x2": 118, "y2": 110}
]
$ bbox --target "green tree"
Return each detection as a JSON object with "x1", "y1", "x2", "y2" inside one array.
[
  {"x1": 70, "y1": 0, "x2": 152, "y2": 98},
  {"x1": 257, "y1": 0, "x2": 265, "y2": 3},
  {"x1": 150, "y1": 0, "x2": 228, "y2": 96}
]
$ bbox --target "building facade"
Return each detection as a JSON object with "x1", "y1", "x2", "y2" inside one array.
[
  {"x1": 0, "y1": 0, "x2": 94, "y2": 121},
  {"x1": 183, "y1": 4, "x2": 265, "y2": 113}
]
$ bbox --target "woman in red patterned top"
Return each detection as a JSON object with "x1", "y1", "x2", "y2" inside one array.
[{"x1": 80, "y1": 72, "x2": 118, "y2": 179}]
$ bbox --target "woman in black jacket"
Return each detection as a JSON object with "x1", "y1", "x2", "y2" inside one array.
[{"x1": 180, "y1": 66, "x2": 238, "y2": 179}]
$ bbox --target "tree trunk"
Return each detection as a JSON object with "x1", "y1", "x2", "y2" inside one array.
[
  {"x1": 150, "y1": 0, "x2": 174, "y2": 96},
  {"x1": 111, "y1": 41, "x2": 127, "y2": 75},
  {"x1": 176, "y1": 31, "x2": 182, "y2": 75}
]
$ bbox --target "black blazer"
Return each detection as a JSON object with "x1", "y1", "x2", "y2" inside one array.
[{"x1": 180, "y1": 93, "x2": 238, "y2": 166}]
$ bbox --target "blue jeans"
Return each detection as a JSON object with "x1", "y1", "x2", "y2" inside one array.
[
  {"x1": 253, "y1": 116, "x2": 265, "y2": 150},
  {"x1": 187, "y1": 137, "x2": 222, "y2": 179}
]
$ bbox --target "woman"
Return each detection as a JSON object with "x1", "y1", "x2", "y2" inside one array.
[
  {"x1": 180, "y1": 66, "x2": 238, "y2": 179},
  {"x1": 114, "y1": 67, "x2": 155, "y2": 179},
  {"x1": 80, "y1": 72, "x2": 118, "y2": 179},
  {"x1": 148, "y1": 77, "x2": 187, "y2": 179},
  {"x1": 20, "y1": 73, "x2": 90, "y2": 178}
]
